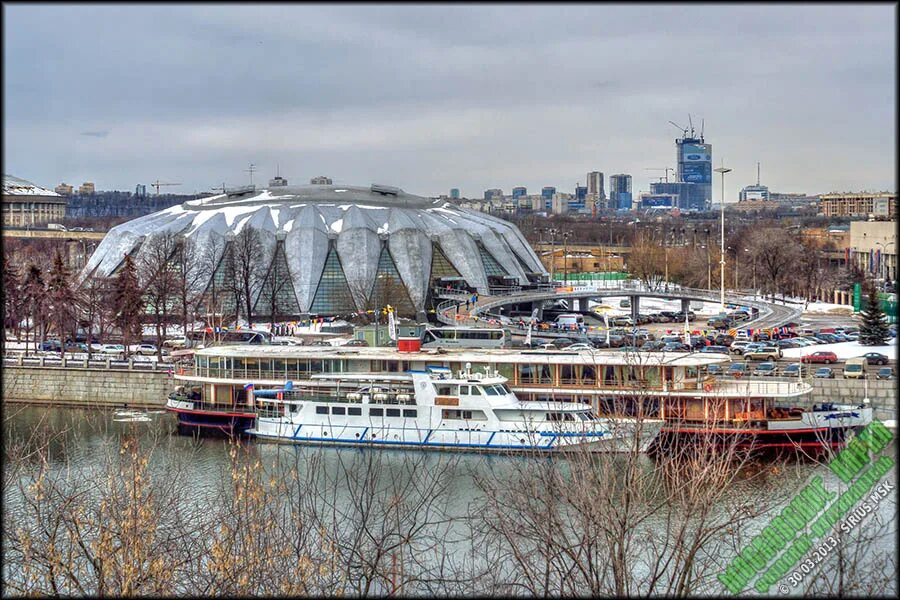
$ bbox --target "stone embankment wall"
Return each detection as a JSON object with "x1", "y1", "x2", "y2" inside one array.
[
  {"x1": 3, "y1": 365, "x2": 172, "y2": 409},
  {"x1": 809, "y1": 379, "x2": 896, "y2": 421},
  {"x1": 3, "y1": 364, "x2": 896, "y2": 420}
]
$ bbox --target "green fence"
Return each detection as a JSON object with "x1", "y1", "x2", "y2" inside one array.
[{"x1": 558, "y1": 272, "x2": 629, "y2": 282}]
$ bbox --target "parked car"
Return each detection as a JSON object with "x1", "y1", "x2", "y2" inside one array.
[
  {"x1": 707, "y1": 317, "x2": 733, "y2": 329},
  {"x1": 726, "y1": 362, "x2": 748, "y2": 378},
  {"x1": 706, "y1": 364, "x2": 725, "y2": 376},
  {"x1": 130, "y1": 343, "x2": 158, "y2": 356},
  {"x1": 776, "y1": 339, "x2": 800, "y2": 349},
  {"x1": 813, "y1": 367, "x2": 835, "y2": 379},
  {"x1": 101, "y1": 344, "x2": 126, "y2": 356},
  {"x1": 842, "y1": 357, "x2": 867, "y2": 380},
  {"x1": 752, "y1": 362, "x2": 778, "y2": 377},
  {"x1": 611, "y1": 316, "x2": 634, "y2": 327},
  {"x1": 860, "y1": 352, "x2": 889, "y2": 366},
  {"x1": 782, "y1": 363, "x2": 802, "y2": 377},
  {"x1": 662, "y1": 342, "x2": 691, "y2": 352},
  {"x1": 641, "y1": 340, "x2": 666, "y2": 352},
  {"x1": 801, "y1": 351, "x2": 838, "y2": 364},
  {"x1": 344, "y1": 339, "x2": 369, "y2": 347},
  {"x1": 565, "y1": 343, "x2": 594, "y2": 351},
  {"x1": 701, "y1": 345, "x2": 730, "y2": 354},
  {"x1": 714, "y1": 334, "x2": 735, "y2": 346},
  {"x1": 729, "y1": 340, "x2": 755, "y2": 355},
  {"x1": 64, "y1": 341, "x2": 89, "y2": 352},
  {"x1": 814, "y1": 333, "x2": 840, "y2": 344},
  {"x1": 744, "y1": 345, "x2": 782, "y2": 361},
  {"x1": 40, "y1": 339, "x2": 63, "y2": 352},
  {"x1": 875, "y1": 367, "x2": 894, "y2": 380}
]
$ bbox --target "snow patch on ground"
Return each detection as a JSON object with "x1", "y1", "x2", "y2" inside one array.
[{"x1": 781, "y1": 340, "x2": 898, "y2": 360}]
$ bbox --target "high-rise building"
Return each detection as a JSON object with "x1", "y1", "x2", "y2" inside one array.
[
  {"x1": 609, "y1": 174, "x2": 632, "y2": 210},
  {"x1": 650, "y1": 181, "x2": 705, "y2": 211},
  {"x1": 450, "y1": 188, "x2": 460, "y2": 199},
  {"x1": 676, "y1": 134, "x2": 712, "y2": 208},
  {"x1": 541, "y1": 186, "x2": 556, "y2": 211},
  {"x1": 586, "y1": 171, "x2": 605, "y2": 201},
  {"x1": 569, "y1": 185, "x2": 588, "y2": 213},
  {"x1": 55, "y1": 183, "x2": 74, "y2": 196},
  {"x1": 512, "y1": 186, "x2": 527, "y2": 199},
  {"x1": 134, "y1": 184, "x2": 147, "y2": 198},
  {"x1": 738, "y1": 163, "x2": 768, "y2": 202},
  {"x1": 78, "y1": 182, "x2": 96, "y2": 195},
  {"x1": 484, "y1": 188, "x2": 503, "y2": 201}
]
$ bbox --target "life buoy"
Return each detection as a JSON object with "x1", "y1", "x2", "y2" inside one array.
[{"x1": 703, "y1": 382, "x2": 714, "y2": 392}]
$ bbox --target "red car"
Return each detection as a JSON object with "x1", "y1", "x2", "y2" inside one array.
[{"x1": 801, "y1": 351, "x2": 838, "y2": 364}]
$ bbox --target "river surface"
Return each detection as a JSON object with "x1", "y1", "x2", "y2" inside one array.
[{"x1": 3, "y1": 405, "x2": 896, "y2": 596}]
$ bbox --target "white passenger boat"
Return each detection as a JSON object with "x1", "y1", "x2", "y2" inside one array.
[{"x1": 246, "y1": 365, "x2": 662, "y2": 453}]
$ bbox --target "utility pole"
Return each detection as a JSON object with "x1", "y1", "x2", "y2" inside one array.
[
  {"x1": 714, "y1": 164, "x2": 732, "y2": 310},
  {"x1": 245, "y1": 163, "x2": 257, "y2": 186}
]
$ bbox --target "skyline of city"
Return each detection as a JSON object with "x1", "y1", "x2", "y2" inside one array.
[{"x1": 4, "y1": 4, "x2": 896, "y2": 200}]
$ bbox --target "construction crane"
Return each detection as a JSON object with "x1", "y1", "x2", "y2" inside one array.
[
  {"x1": 669, "y1": 120, "x2": 688, "y2": 138},
  {"x1": 151, "y1": 180, "x2": 181, "y2": 195},
  {"x1": 645, "y1": 167, "x2": 675, "y2": 183}
]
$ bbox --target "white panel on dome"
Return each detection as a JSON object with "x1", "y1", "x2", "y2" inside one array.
[
  {"x1": 285, "y1": 205, "x2": 330, "y2": 311},
  {"x1": 336, "y1": 226, "x2": 382, "y2": 309},
  {"x1": 437, "y1": 230, "x2": 489, "y2": 294},
  {"x1": 388, "y1": 228, "x2": 432, "y2": 309}
]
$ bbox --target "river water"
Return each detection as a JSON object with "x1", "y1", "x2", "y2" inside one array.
[{"x1": 3, "y1": 405, "x2": 896, "y2": 596}]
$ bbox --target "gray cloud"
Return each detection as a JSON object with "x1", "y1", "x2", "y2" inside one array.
[{"x1": 3, "y1": 4, "x2": 895, "y2": 198}]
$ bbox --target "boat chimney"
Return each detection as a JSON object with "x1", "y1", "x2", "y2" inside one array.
[{"x1": 397, "y1": 337, "x2": 421, "y2": 353}]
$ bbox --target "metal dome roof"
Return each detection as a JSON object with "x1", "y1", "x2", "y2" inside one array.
[{"x1": 81, "y1": 183, "x2": 546, "y2": 316}]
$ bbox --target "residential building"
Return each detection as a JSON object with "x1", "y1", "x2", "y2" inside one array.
[
  {"x1": 78, "y1": 182, "x2": 96, "y2": 195},
  {"x1": 134, "y1": 183, "x2": 147, "y2": 198},
  {"x1": 512, "y1": 186, "x2": 527, "y2": 200},
  {"x1": 818, "y1": 192, "x2": 896, "y2": 219},
  {"x1": 55, "y1": 183, "x2": 74, "y2": 196},
  {"x1": 569, "y1": 185, "x2": 588, "y2": 213},
  {"x1": 269, "y1": 176, "x2": 288, "y2": 187},
  {"x1": 3, "y1": 174, "x2": 67, "y2": 228},
  {"x1": 551, "y1": 193, "x2": 573, "y2": 215}
]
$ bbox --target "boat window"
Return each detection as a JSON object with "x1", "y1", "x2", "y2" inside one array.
[
  {"x1": 402, "y1": 409, "x2": 417, "y2": 418},
  {"x1": 315, "y1": 406, "x2": 328, "y2": 415},
  {"x1": 386, "y1": 408, "x2": 401, "y2": 417},
  {"x1": 500, "y1": 384, "x2": 512, "y2": 394},
  {"x1": 331, "y1": 406, "x2": 345, "y2": 415},
  {"x1": 441, "y1": 409, "x2": 486, "y2": 420},
  {"x1": 484, "y1": 385, "x2": 501, "y2": 396},
  {"x1": 459, "y1": 385, "x2": 470, "y2": 395},
  {"x1": 348, "y1": 407, "x2": 362, "y2": 416},
  {"x1": 547, "y1": 412, "x2": 576, "y2": 422},
  {"x1": 435, "y1": 384, "x2": 458, "y2": 396},
  {"x1": 370, "y1": 408, "x2": 383, "y2": 417}
]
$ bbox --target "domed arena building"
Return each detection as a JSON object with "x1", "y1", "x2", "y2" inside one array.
[{"x1": 81, "y1": 183, "x2": 547, "y2": 320}]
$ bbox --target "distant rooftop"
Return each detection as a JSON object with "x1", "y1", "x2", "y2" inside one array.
[{"x1": 2, "y1": 174, "x2": 61, "y2": 197}]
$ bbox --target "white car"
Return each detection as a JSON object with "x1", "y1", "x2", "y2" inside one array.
[
  {"x1": 101, "y1": 344, "x2": 125, "y2": 356},
  {"x1": 129, "y1": 343, "x2": 158, "y2": 355},
  {"x1": 565, "y1": 343, "x2": 595, "y2": 351}
]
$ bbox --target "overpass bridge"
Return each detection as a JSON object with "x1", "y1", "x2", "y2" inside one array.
[{"x1": 435, "y1": 282, "x2": 802, "y2": 338}]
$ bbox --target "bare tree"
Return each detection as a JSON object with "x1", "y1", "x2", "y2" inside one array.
[
  {"x1": 170, "y1": 235, "x2": 203, "y2": 343},
  {"x1": 45, "y1": 250, "x2": 78, "y2": 355},
  {"x1": 747, "y1": 227, "x2": 801, "y2": 302},
  {"x1": 232, "y1": 226, "x2": 264, "y2": 327},
  {"x1": 138, "y1": 233, "x2": 179, "y2": 357},
  {"x1": 111, "y1": 254, "x2": 144, "y2": 358}
]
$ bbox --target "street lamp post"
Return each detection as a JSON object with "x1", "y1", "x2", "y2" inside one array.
[
  {"x1": 714, "y1": 164, "x2": 732, "y2": 311},
  {"x1": 875, "y1": 241, "x2": 895, "y2": 288}
]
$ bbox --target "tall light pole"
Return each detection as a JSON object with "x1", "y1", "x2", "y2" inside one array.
[{"x1": 714, "y1": 164, "x2": 732, "y2": 310}]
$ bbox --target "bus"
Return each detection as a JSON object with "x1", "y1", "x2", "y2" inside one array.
[{"x1": 420, "y1": 327, "x2": 508, "y2": 349}]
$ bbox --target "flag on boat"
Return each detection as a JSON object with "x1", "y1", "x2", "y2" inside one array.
[
  {"x1": 525, "y1": 322, "x2": 532, "y2": 346},
  {"x1": 387, "y1": 306, "x2": 397, "y2": 341},
  {"x1": 683, "y1": 312, "x2": 691, "y2": 346}
]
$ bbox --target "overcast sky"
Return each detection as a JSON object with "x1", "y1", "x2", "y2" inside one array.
[{"x1": 3, "y1": 3, "x2": 896, "y2": 200}]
